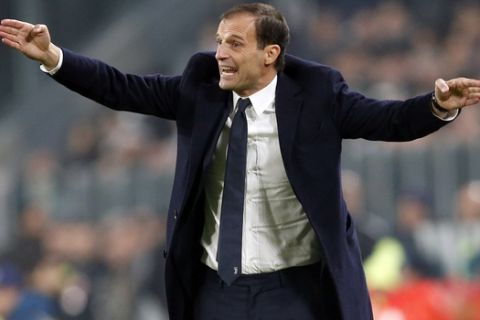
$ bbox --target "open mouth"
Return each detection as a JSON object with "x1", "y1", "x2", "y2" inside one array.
[{"x1": 220, "y1": 65, "x2": 238, "y2": 77}]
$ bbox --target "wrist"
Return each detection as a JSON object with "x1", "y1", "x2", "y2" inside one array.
[
  {"x1": 42, "y1": 44, "x2": 61, "y2": 70},
  {"x1": 431, "y1": 92, "x2": 450, "y2": 113}
]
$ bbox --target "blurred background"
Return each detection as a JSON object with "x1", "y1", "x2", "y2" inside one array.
[{"x1": 0, "y1": 0, "x2": 479, "y2": 319}]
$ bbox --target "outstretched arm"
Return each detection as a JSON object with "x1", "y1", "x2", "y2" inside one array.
[
  {"x1": 1, "y1": 18, "x2": 181, "y2": 119},
  {"x1": 0, "y1": 19, "x2": 60, "y2": 69}
]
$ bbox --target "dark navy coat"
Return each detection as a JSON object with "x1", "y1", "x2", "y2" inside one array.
[{"x1": 53, "y1": 49, "x2": 449, "y2": 320}]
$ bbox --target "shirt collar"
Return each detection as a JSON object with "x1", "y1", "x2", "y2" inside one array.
[{"x1": 233, "y1": 75, "x2": 277, "y2": 115}]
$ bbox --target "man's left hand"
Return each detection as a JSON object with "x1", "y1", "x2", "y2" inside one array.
[{"x1": 434, "y1": 77, "x2": 480, "y2": 110}]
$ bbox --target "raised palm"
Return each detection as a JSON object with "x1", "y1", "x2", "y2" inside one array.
[
  {"x1": 0, "y1": 19, "x2": 54, "y2": 64},
  {"x1": 435, "y1": 78, "x2": 480, "y2": 110}
]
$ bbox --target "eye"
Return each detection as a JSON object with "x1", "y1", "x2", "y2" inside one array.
[{"x1": 231, "y1": 41, "x2": 241, "y2": 48}]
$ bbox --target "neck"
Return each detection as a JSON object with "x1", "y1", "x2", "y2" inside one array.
[{"x1": 235, "y1": 70, "x2": 278, "y2": 97}]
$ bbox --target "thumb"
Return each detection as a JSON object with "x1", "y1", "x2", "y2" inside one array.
[
  {"x1": 31, "y1": 24, "x2": 47, "y2": 36},
  {"x1": 435, "y1": 78, "x2": 449, "y2": 94}
]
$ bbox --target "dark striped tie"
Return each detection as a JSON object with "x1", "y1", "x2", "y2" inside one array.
[{"x1": 217, "y1": 98, "x2": 251, "y2": 285}]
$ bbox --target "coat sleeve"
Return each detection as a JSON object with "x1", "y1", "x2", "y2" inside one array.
[
  {"x1": 330, "y1": 69, "x2": 451, "y2": 141},
  {"x1": 51, "y1": 48, "x2": 181, "y2": 120}
]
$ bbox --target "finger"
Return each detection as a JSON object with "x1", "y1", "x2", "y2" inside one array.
[
  {"x1": 464, "y1": 97, "x2": 480, "y2": 107},
  {"x1": 0, "y1": 25, "x2": 20, "y2": 36},
  {"x1": 435, "y1": 78, "x2": 449, "y2": 93},
  {"x1": 1, "y1": 37, "x2": 20, "y2": 50},
  {"x1": 468, "y1": 92, "x2": 480, "y2": 99},
  {"x1": 31, "y1": 24, "x2": 46, "y2": 35},
  {"x1": 468, "y1": 88, "x2": 480, "y2": 95},
  {"x1": 447, "y1": 78, "x2": 480, "y2": 89},
  {"x1": 0, "y1": 30, "x2": 19, "y2": 42},
  {"x1": 0, "y1": 19, "x2": 31, "y2": 29},
  {"x1": 464, "y1": 79, "x2": 480, "y2": 88}
]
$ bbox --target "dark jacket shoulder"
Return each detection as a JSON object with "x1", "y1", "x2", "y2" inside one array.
[{"x1": 185, "y1": 51, "x2": 340, "y2": 85}]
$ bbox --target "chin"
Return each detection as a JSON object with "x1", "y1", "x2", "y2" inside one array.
[{"x1": 218, "y1": 81, "x2": 234, "y2": 91}]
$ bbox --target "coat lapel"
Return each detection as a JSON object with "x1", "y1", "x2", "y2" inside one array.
[
  {"x1": 275, "y1": 73, "x2": 303, "y2": 164},
  {"x1": 185, "y1": 73, "x2": 302, "y2": 207},
  {"x1": 190, "y1": 83, "x2": 231, "y2": 179}
]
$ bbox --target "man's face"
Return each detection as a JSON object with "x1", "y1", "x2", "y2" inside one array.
[{"x1": 215, "y1": 13, "x2": 274, "y2": 97}]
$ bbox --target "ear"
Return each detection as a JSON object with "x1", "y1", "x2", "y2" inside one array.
[{"x1": 263, "y1": 44, "x2": 281, "y2": 67}]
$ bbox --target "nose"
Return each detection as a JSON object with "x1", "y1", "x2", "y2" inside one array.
[{"x1": 215, "y1": 43, "x2": 228, "y2": 61}]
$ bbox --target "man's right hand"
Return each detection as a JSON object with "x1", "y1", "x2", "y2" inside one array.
[{"x1": 0, "y1": 19, "x2": 60, "y2": 70}]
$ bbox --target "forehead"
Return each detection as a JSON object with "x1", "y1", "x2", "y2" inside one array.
[{"x1": 217, "y1": 13, "x2": 257, "y2": 39}]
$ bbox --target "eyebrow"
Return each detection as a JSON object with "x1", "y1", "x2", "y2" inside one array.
[{"x1": 216, "y1": 33, "x2": 246, "y2": 41}]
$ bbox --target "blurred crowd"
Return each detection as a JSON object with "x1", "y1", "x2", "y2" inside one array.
[
  {"x1": 0, "y1": 110, "x2": 174, "y2": 320},
  {"x1": 343, "y1": 171, "x2": 480, "y2": 319},
  {"x1": 0, "y1": 0, "x2": 480, "y2": 319}
]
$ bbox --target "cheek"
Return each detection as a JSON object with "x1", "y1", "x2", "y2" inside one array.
[{"x1": 241, "y1": 63, "x2": 260, "y2": 78}]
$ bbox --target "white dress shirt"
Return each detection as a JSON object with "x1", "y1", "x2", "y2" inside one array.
[{"x1": 201, "y1": 76, "x2": 323, "y2": 274}]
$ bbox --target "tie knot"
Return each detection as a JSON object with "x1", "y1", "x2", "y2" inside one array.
[{"x1": 236, "y1": 98, "x2": 251, "y2": 113}]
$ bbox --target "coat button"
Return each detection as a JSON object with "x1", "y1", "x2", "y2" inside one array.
[{"x1": 173, "y1": 209, "x2": 178, "y2": 220}]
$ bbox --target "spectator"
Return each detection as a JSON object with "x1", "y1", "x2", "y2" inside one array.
[
  {"x1": 394, "y1": 191, "x2": 443, "y2": 278},
  {"x1": 435, "y1": 181, "x2": 480, "y2": 278},
  {"x1": 0, "y1": 258, "x2": 60, "y2": 320},
  {"x1": 341, "y1": 169, "x2": 389, "y2": 260},
  {"x1": 0, "y1": 263, "x2": 22, "y2": 320}
]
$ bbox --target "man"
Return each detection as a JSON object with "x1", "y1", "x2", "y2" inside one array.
[{"x1": 1, "y1": 3, "x2": 480, "y2": 320}]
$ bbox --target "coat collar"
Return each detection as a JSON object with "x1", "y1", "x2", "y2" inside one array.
[
  {"x1": 275, "y1": 72, "x2": 303, "y2": 163},
  {"x1": 189, "y1": 72, "x2": 303, "y2": 173},
  {"x1": 191, "y1": 83, "x2": 231, "y2": 171}
]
